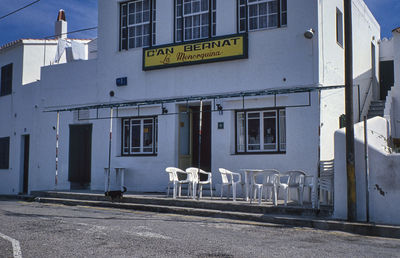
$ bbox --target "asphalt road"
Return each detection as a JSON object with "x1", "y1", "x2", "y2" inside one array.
[{"x1": 0, "y1": 200, "x2": 399, "y2": 258}]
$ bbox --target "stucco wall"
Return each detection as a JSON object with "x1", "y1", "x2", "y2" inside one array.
[
  {"x1": 0, "y1": 44, "x2": 27, "y2": 194},
  {"x1": 334, "y1": 117, "x2": 400, "y2": 225}
]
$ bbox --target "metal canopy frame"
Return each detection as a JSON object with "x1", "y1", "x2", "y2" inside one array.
[
  {"x1": 44, "y1": 85, "x2": 345, "y2": 114},
  {"x1": 50, "y1": 84, "x2": 345, "y2": 191}
]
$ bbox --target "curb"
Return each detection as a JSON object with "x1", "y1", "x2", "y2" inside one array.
[{"x1": 33, "y1": 196, "x2": 400, "y2": 239}]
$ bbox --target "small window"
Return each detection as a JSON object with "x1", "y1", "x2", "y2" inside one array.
[
  {"x1": 238, "y1": 0, "x2": 287, "y2": 33},
  {"x1": 120, "y1": 0, "x2": 156, "y2": 50},
  {"x1": 122, "y1": 117, "x2": 158, "y2": 155},
  {"x1": 236, "y1": 109, "x2": 286, "y2": 153},
  {"x1": 336, "y1": 8, "x2": 343, "y2": 47},
  {"x1": 0, "y1": 137, "x2": 10, "y2": 169},
  {"x1": 0, "y1": 63, "x2": 13, "y2": 97},
  {"x1": 175, "y1": 0, "x2": 216, "y2": 42}
]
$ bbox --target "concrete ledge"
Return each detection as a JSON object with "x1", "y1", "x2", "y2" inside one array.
[
  {"x1": 31, "y1": 191, "x2": 332, "y2": 217},
  {"x1": 33, "y1": 196, "x2": 400, "y2": 239}
]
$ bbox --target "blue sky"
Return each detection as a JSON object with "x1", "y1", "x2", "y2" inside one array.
[
  {"x1": 0, "y1": 0, "x2": 97, "y2": 46},
  {"x1": 0, "y1": 0, "x2": 399, "y2": 47}
]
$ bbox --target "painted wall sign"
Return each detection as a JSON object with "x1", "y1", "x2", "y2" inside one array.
[{"x1": 143, "y1": 33, "x2": 248, "y2": 70}]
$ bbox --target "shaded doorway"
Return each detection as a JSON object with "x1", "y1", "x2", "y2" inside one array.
[
  {"x1": 21, "y1": 135, "x2": 30, "y2": 194},
  {"x1": 380, "y1": 60, "x2": 394, "y2": 101},
  {"x1": 68, "y1": 124, "x2": 92, "y2": 189},
  {"x1": 178, "y1": 104, "x2": 211, "y2": 178}
]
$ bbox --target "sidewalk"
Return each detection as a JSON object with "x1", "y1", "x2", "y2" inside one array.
[{"x1": 3, "y1": 191, "x2": 400, "y2": 239}]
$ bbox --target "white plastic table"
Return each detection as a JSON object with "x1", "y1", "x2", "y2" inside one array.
[
  {"x1": 240, "y1": 169, "x2": 264, "y2": 203},
  {"x1": 104, "y1": 167, "x2": 126, "y2": 192}
]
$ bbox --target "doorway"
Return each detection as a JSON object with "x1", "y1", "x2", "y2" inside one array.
[
  {"x1": 21, "y1": 135, "x2": 30, "y2": 194},
  {"x1": 380, "y1": 60, "x2": 394, "y2": 101},
  {"x1": 178, "y1": 104, "x2": 211, "y2": 175},
  {"x1": 68, "y1": 124, "x2": 92, "y2": 189}
]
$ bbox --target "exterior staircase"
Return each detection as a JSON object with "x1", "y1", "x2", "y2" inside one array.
[{"x1": 367, "y1": 100, "x2": 385, "y2": 119}]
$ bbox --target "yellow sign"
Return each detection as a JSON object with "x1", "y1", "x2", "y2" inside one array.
[{"x1": 143, "y1": 34, "x2": 248, "y2": 70}]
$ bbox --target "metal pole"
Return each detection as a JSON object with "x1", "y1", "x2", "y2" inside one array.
[
  {"x1": 196, "y1": 100, "x2": 203, "y2": 199},
  {"x1": 344, "y1": 0, "x2": 357, "y2": 221},
  {"x1": 364, "y1": 116, "x2": 370, "y2": 222},
  {"x1": 55, "y1": 112, "x2": 60, "y2": 189},
  {"x1": 107, "y1": 108, "x2": 113, "y2": 192}
]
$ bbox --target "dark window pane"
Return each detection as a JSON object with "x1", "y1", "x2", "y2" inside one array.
[
  {"x1": 0, "y1": 64, "x2": 12, "y2": 96},
  {"x1": 268, "y1": 1, "x2": 278, "y2": 13},
  {"x1": 193, "y1": 27, "x2": 200, "y2": 38},
  {"x1": 248, "y1": 118, "x2": 260, "y2": 144},
  {"x1": 136, "y1": 25, "x2": 142, "y2": 36},
  {"x1": 282, "y1": 13, "x2": 287, "y2": 26},
  {"x1": 136, "y1": 12, "x2": 142, "y2": 23},
  {"x1": 282, "y1": 0, "x2": 287, "y2": 11},
  {"x1": 136, "y1": 37, "x2": 142, "y2": 47},
  {"x1": 264, "y1": 118, "x2": 276, "y2": 144},
  {"x1": 129, "y1": 38, "x2": 135, "y2": 49},
  {"x1": 143, "y1": 11, "x2": 150, "y2": 22},
  {"x1": 122, "y1": 39, "x2": 127, "y2": 50},
  {"x1": 129, "y1": 3, "x2": 135, "y2": 13},
  {"x1": 193, "y1": 1, "x2": 200, "y2": 12},
  {"x1": 259, "y1": 15, "x2": 267, "y2": 28},
  {"x1": 184, "y1": 2, "x2": 191, "y2": 14},
  {"x1": 129, "y1": 27, "x2": 135, "y2": 38},
  {"x1": 132, "y1": 125, "x2": 141, "y2": 148},
  {"x1": 136, "y1": 1, "x2": 142, "y2": 12},
  {"x1": 201, "y1": 13, "x2": 208, "y2": 25},
  {"x1": 143, "y1": 0, "x2": 150, "y2": 10},
  {"x1": 259, "y1": 3, "x2": 267, "y2": 15},
  {"x1": 249, "y1": 5, "x2": 258, "y2": 17},
  {"x1": 122, "y1": 4, "x2": 127, "y2": 15},
  {"x1": 269, "y1": 14, "x2": 278, "y2": 27}
]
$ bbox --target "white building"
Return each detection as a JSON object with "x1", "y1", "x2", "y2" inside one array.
[
  {"x1": 0, "y1": 0, "x2": 380, "y2": 197},
  {"x1": 0, "y1": 11, "x2": 92, "y2": 194}
]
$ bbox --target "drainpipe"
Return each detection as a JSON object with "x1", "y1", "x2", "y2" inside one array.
[{"x1": 344, "y1": 0, "x2": 357, "y2": 221}]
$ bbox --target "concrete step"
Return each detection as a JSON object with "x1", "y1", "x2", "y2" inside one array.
[
  {"x1": 368, "y1": 105, "x2": 385, "y2": 111},
  {"x1": 370, "y1": 100, "x2": 385, "y2": 105},
  {"x1": 31, "y1": 191, "x2": 332, "y2": 218}
]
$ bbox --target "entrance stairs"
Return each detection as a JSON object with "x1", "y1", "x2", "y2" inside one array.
[{"x1": 367, "y1": 100, "x2": 385, "y2": 119}]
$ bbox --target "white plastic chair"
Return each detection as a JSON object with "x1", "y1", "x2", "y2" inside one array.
[
  {"x1": 165, "y1": 167, "x2": 176, "y2": 197},
  {"x1": 186, "y1": 167, "x2": 213, "y2": 199},
  {"x1": 252, "y1": 169, "x2": 279, "y2": 206},
  {"x1": 319, "y1": 160, "x2": 334, "y2": 205},
  {"x1": 279, "y1": 170, "x2": 305, "y2": 206},
  {"x1": 165, "y1": 167, "x2": 194, "y2": 199},
  {"x1": 304, "y1": 175, "x2": 317, "y2": 208},
  {"x1": 218, "y1": 168, "x2": 243, "y2": 201}
]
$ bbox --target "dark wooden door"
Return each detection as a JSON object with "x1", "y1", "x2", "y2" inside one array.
[
  {"x1": 191, "y1": 105, "x2": 211, "y2": 178},
  {"x1": 380, "y1": 60, "x2": 394, "y2": 100},
  {"x1": 22, "y1": 135, "x2": 30, "y2": 194},
  {"x1": 68, "y1": 124, "x2": 92, "y2": 188}
]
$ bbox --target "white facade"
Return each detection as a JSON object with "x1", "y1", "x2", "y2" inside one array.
[
  {"x1": 0, "y1": 37, "x2": 91, "y2": 194},
  {"x1": 0, "y1": 0, "x2": 380, "y2": 197}
]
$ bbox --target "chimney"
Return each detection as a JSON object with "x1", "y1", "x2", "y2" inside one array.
[{"x1": 55, "y1": 9, "x2": 67, "y2": 39}]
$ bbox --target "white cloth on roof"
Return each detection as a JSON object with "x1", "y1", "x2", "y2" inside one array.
[
  {"x1": 54, "y1": 38, "x2": 71, "y2": 63},
  {"x1": 71, "y1": 41, "x2": 86, "y2": 60}
]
